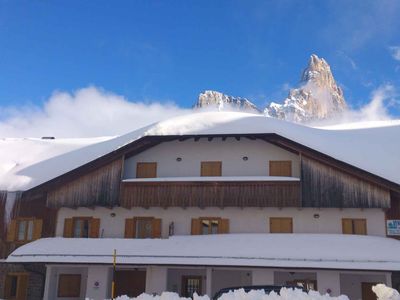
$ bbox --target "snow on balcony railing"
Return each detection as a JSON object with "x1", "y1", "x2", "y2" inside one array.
[{"x1": 122, "y1": 176, "x2": 300, "y2": 183}]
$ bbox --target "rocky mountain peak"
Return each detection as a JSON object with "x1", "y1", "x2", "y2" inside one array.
[
  {"x1": 194, "y1": 90, "x2": 260, "y2": 113},
  {"x1": 265, "y1": 54, "x2": 347, "y2": 122}
]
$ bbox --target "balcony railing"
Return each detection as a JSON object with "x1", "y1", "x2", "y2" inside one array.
[{"x1": 120, "y1": 177, "x2": 301, "y2": 208}]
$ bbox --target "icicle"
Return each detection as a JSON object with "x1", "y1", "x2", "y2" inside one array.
[{"x1": 4, "y1": 191, "x2": 17, "y2": 226}]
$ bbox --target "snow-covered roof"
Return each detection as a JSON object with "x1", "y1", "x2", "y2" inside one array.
[
  {"x1": 1, "y1": 112, "x2": 400, "y2": 191},
  {"x1": 7, "y1": 234, "x2": 400, "y2": 271}
]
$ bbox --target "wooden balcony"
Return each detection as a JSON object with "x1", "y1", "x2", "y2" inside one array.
[{"x1": 120, "y1": 177, "x2": 301, "y2": 208}]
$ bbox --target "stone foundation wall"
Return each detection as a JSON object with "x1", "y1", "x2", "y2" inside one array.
[{"x1": 0, "y1": 262, "x2": 45, "y2": 300}]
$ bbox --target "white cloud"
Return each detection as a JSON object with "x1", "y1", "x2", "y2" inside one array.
[
  {"x1": 389, "y1": 46, "x2": 400, "y2": 61},
  {"x1": 0, "y1": 86, "x2": 191, "y2": 138}
]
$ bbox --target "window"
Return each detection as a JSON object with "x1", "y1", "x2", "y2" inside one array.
[
  {"x1": 287, "y1": 279, "x2": 317, "y2": 291},
  {"x1": 136, "y1": 162, "x2": 157, "y2": 178},
  {"x1": 270, "y1": 217, "x2": 293, "y2": 233},
  {"x1": 182, "y1": 276, "x2": 202, "y2": 297},
  {"x1": 6, "y1": 218, "x2": 42, "y2": 243},
  {"x1": 191, "y1": 218, "x2": 229, "y2": 235},
  {"x1": 73, "y1": 218, "x2": 90, "y2": 238},
  {"x1": 269, "y1": 161, "x2": 292, "y2": 177},
  {"x1": 63, "y1": 217, "x2": 100, "y2": 238},
  {"x1": 124, "y1": 217, "x2": 161, "y2": 238},
  {"x1": 201, "y1": 218, "x2": 219, "y2": 235},
  {"x1": 57, "y1": 274, "x2": 81, "y2": 298},
  {"x1": 342, "y1": 218, "x2": 367, "y2": 235},
  {"x1": 17, "y1": 220, "x2": 33, "y2": 242},
  {"x1": 200, "y1": 161, "x2": 222, "y2": 176},
  {"x1": 4, "y1": 273, "x2": 29, "y2": 300}
]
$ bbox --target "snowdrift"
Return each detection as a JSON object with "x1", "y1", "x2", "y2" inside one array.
[{"x1": 108, "y1": 284, "x2": 400, "y2": 300}]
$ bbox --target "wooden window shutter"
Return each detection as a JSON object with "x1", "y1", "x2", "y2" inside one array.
[
  {"x1": 6, "y1": 220, "x2": 17, "y2": 242},
  {"x1": 269, "y1": 161, "x2": 292, "y2": 177},
  {"x1": 342, "y1": 219, "x2": 353, "y2": 234},
  {"x1": 191, "y1": 219, "x2": 201, "y2": 235},
  {"x1": 218, "y1": 219, "x2": 230, "y2": 234},
  {"x1": 201, "y1": 161, "x2": 222, "y2": 176},
  {"x1": 270, "y1": 218, "x2": 293, "y2": 233},
  {"x1": 124, "y1": 218, "x2": 135, "y2": 238},
  {"x1": 4, "y1": 275, "x2": 12, "y2": 298},
  {"x1": 32, "y1": 219, "x2": 43, "y2": 240},
  {"x1": 354, "y1": 219, "x2": 367, "y2": 235},
  {"x1": 63, "y1": 218, "x2": 73, "y2": 238},
  {"x1": 16, "y1": 274, "x2": 29, "y2": 300},
  {"x1": 89, "y1": 218, "x2": 100, "y2": 238},
  {"x1": 152, "y1": 218, "x2": 162, "y2": 238},
  {"x1": 136, "y1": 162, "x2": 157, "y2": 178}
]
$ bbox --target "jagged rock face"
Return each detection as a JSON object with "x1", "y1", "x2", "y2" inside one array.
[
  {"x1": 194, "y1": 90, "x2": 260, "y2": 113},
  {"x1": 265, "y1": 54, "x2": 347, "y2": 122}
]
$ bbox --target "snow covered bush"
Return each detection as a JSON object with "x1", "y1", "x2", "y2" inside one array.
[{"x1": 372, "y1": 284, "x2": 400, "y2": 300}]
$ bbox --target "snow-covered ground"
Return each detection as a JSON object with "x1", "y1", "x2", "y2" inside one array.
[
  {"x1": 1, "y1": 111, "x2": 400, "y2": 191},
  {"x1": 109, "y1": 284, "x2": 400, "y2": 300}
]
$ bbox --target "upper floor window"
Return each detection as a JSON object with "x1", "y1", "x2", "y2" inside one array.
[
  {"x1": 342, "y1": 218, "x2": 367, "y2": 235},
  {"x1": 63, "y1": 217, "x2": 100, "y2": 238},
  {"x1": 191, "y1": 217, "x2": 229, "y2": 235},
  {"x1": 270, "y1": 217, "x2": 293, "y2": 233},
  {"x1": 6, "y1": 218, "x2": 42, "y2": 243},
  {"x1": 200, "y1": 161, "x2": 222, "y2": 176},
  {"x1": 269, "y1": 161, "x2": 292, "y2": 177},
  {"x1": 136, "y1": 162, "x2": 157, "y2": 178},
  {"x1": 125, "y1": 217, "x2": 161, "y2": 238}
]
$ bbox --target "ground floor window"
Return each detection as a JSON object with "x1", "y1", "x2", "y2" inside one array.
[
  {"x1": 182, "y1": 276, "x2": 202, "y2": 297},
  {"x1": 4, "y1": 273, "x2": 29, "y2": 300},
  {"x1": 287, "y1": 279, "x2": 317, "y2": 291},
  {"x1": 57, "y1": 274, "x2": 81, "y2": 298}
]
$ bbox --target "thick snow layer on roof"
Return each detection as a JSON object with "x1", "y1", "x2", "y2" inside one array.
[
  {"x1": 7, "y1": 234, "x2": 400, "y2": 271},
  {"x1": 1, "y1": 111, "x2": 400, "y2": 190}
]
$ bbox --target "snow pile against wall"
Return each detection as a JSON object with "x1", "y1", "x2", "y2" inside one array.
[
  {"x1": 111, "y1": 288, "x2": 349, "y2": 300},
  {"x1": 372, "y1": 284, "x2": 400, "y2": 300}
]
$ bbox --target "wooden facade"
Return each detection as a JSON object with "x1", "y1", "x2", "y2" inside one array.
[
  {"x1": 46, "y1": 158, "x2": 123, "y2": 208},
  {"x1": 301, "y1": 156, "x2": 391, "y2": 208},
  {"x1": 120, "y1": 180, "x2": 301, "y2": 208}
]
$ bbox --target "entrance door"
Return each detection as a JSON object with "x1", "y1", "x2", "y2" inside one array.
[
  {"x1": 115, "y1": 270, "x2": 146, "y2": 297},
  {"x1": 362, "y1": 282, "x2": 378, "y2": 300}
]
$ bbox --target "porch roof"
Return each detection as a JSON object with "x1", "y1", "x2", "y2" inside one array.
[{"x1": 6, "y1": 234, "x2": 400, "y2": 271}]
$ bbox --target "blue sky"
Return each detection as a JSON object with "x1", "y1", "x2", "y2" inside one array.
[{"x1": 0, "y1": 1, "x2": 399, "y2": 136}]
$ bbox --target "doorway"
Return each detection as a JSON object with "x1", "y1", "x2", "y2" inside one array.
[{"x1": 115, "y1": 270, "x2": 146, "y2": 297}]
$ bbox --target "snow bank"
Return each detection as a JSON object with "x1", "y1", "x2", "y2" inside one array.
[
  {"x1": 110, "y1": 288, "x2": 349, "y2": 300},
  {"x1": 372, "y1": 284, "x2": 400, "y2": 300}
]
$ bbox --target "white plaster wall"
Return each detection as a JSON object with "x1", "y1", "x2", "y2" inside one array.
[
  {"x1": 123, "y1": 139, "x2": 301, "y2": 178},
  {"x1": 211, "y1": 269, "x2": 252, "y2": 295},
  {"x1": 85, "y1": 266, "x2": 111, "y2": 300},
  {"x1": 56, "y1": 206, "x2": 386, "y2": 238},
  {"x1": 44, "y1": 265, "x2": 88, "y2": 300},
  {"x1": 252, "y1": 269, "x2": 274, "y2": 286},
  {"x1": 340, "y1": 272, "x2": 389, "y2": 300},
  {"x1": 317, "y1": 270, "x2": 341, "y2": 296},
  {"x1": 146, "y1": 266, "x2": 167, "y2": 295}
]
